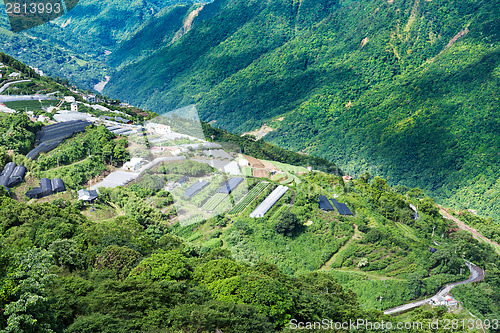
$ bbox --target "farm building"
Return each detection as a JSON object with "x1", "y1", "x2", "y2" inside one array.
[
  {"x1": 218, "y1": 177, "x2": 244, "y2": 194},
  {"x1": 318, "y1": 195, "x2": 334, "y2": 211},
  {"x1": 78, "y1": 189, "x2": 99, "y2": 202},
  {"x1": 250, "y1": 185, "x2": 289, "y2": 218},
  {"x1": 27, "y1": 120, "x2": 92, "y2": 160},
  {"x1": 26, "y1": 178, "x2": 66, "y2": 199},
  {"x1": 7, "y1": 165, "x2": 27, "y2": 187},
  {"x1": 175, "y1": 175, "x2": 188, "y2": 185},
  {"x1": 0, "y1": 162, "x2": 27, "y2": 188},
  {"x1": 330, "y1": 198, "x2": 353, "y2": 216},
  {"x1": 183, "y1": 180, "x2": 209, "y2": 199},
  {"x1": 51, "y1": 178, "x2": 66, "y2": 193}
]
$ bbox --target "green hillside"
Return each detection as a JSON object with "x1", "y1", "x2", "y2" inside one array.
[
  {"x1": 0, "y1": 54, "x2": 499, "y2": 331},
  {"x1": 104, "y1": 0, "x2": 500, "y2": 220}
]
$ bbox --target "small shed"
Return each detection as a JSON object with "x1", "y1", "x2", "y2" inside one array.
[
  {"x1": 218, "y1": 177, "x2": 244, "y2": 194},
  {"x1": 175, "y1": 175, "x2": 189, "y2": 185},
  {"x1": 183, "y1": 180, "x2": 209, "y2": 199},
  {"x1": 78, "y1": 189, "x2": 99, "y2": 202}
]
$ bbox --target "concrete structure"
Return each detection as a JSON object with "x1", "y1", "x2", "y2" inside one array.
[
  {"x1": 86, "y1": 94, "x2": 96, "y2": 103},
  {"x1": 145, "y1": 123, "x2": 171, "y2": 135}
]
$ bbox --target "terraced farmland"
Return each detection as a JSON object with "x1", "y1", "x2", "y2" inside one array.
[
  {"x1": 228, "y1": 182, "x2": 269, "y2": 215},
  {"x1": 202, "y1": 193, "x2": 229, "y2": 211}
]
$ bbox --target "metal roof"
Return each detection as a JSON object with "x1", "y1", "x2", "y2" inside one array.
[
  {"x1": 183, "y1": 180, "x2": 209, "y2": 199},
  {"x1": 250, "y1": 185, "x2": 288, "y2": 218},
  {"x1": 218, "y1": 177, "x2": 244, "y2": 194},
  {"x1": 330, "y1": 198, "x2": 353, "y2": 215}
]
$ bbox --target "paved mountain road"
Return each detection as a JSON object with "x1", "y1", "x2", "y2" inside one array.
[
  {"x1": 0, "y1": 79, "x2": 31, "y2": 94},
  {"x1": 384, "y1": 262, "x2": 484, "y2": 315}
]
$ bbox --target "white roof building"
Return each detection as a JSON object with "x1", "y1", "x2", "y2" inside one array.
[
  {"x1": 78, "y1": 189, "x2": 99, "y2": 201},
  {"x1": 123, "y1": 158, "x2": 147, "y2": 171},
  {"x1": 145, "y1": 123, "x2": 172, "y2": 135}
]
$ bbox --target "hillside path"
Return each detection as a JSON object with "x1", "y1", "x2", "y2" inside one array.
[
  {"x1": 320, "y1": 224, "x2": 361, "y2": 270},
  {"x1": 439, "y1": 205, "x2": 500, "y2": 253}
]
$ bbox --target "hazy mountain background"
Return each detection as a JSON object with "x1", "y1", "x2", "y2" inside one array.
[
  {"x1": 0, "y1": 0, "x2": 498, "y2": 219},
  {"x1": 0, "y1": 0, "x2": 197, "y2": 88}
]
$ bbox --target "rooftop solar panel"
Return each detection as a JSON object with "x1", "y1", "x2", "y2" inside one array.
[
  {"x1": 318, "y1": 195, "x2": 334, "y2": 211},
  {"x1": 330, "y1": 198, "x2": 353, "y2": 215}
]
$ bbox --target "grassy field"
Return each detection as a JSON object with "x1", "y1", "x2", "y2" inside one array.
[
  {"x1": 328, "y1": 269, "x2": 411, "y2": 311},
  {"x1": 4, "y1": 99, "x2": 59, "y2": 111}
]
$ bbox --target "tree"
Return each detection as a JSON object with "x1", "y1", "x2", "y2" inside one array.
[
  {"x1": 209, "y1": 274, "x2": 294, "y2": 328},
  {"x1": 193, "y1": 259, "x2": 246, "y2": 285},
  {"x1": 49, "y1": 239, "x2": 85, "y2": 272},
  {"x1": 274, "y1": 212, "x2": 302, "y2": 237},
  {"x1": 129, "y1": 251, "x2": 190, "y2": 282},
  {"x1": 2, "y1": 248, "x2": 55, "y2": 332},
  {"x1": 94, "y1": 245, "x2": 141, "y2": 279}
]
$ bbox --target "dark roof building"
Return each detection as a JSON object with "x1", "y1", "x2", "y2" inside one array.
[
  {"x1": 115, "y1": 117, "x2": 132, "y2": 124},
  {"x1": 183, "y1": 180, "x2": 209, "y2": 199},
  {"x1": 330, "y1": 198, "x2": 353, "y2": 216},
  {"x1": 7, "y1": 165, "x2": 27, "y2": 187},
  {"x1": 175, "y1": 175, "x2": 189, "y2": 185},
  {"x1": 218, "y1": 177, "x2": 244, "y2": 194},
  {"x1": 26, "y1": 187, "x2": 45, "y2": 199},
  {"x1": 318, "y1": 195, "x2": 334, "y2": 211},
  {"x1": 27, "y1": 121, "x2": 92, "y2": 160},
  {"x1": 1, "y1": 162, "x2": 16, "y2": 177},
  {"x1": 51, "y1": 178, "x2": 66, "y2": 193},
  {"x1": 25, "y1": 178, "x2": 65, "y2": 199},
  {"x1": 1, "y1": 163, "x2": 27, "y2": 188}
]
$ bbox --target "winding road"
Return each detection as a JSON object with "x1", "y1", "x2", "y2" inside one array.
[
  {"x1": 384, "y1": 261, "x2": 484, "y2": 315},
  {"x1": 0, "y1": 79, "x2": 31, "y2": 94}
]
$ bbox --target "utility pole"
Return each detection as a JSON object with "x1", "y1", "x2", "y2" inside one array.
[{"x1": 432, "y1": 226, "x2": 436, "y2": 237}]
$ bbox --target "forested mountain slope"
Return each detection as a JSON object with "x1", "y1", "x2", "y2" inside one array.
[{"x1": 104, "y1": 0, "x2": 500, "y2": 219}]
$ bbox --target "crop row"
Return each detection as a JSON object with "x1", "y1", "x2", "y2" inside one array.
[
  {"x1": 228, "y1": 182, "x2": 269, "y2": 215},
  {"x1": 202, "y1": 193, "x2": 229, "y2": 211}
]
